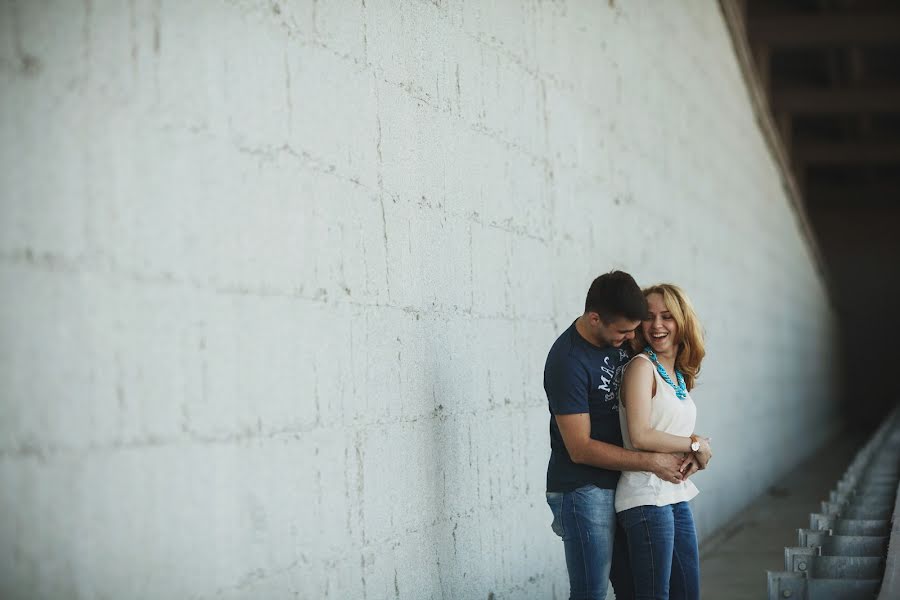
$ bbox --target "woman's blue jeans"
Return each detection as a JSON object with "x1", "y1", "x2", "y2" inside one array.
[
  {"x1": 546, "y1": 485, "x2": 634, "y2": 600},
  {"x1": 617, "y1": 502, "x2": 700, "y2": 600}
]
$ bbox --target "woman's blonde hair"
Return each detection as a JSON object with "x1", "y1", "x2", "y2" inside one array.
[{"x1": 637, "y1": 284, "x2": 706, "y2": 391}]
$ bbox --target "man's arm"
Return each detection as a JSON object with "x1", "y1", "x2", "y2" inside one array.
[{"x1": 555, "y1": 413, "x2": 686, "y2": 483}]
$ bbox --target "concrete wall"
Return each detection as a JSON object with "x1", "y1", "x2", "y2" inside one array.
[{"x1": 0, "y1": 1, "x2": 839, "y2": 598}]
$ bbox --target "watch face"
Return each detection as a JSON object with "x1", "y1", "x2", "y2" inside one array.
[{"x1": 691, "y1": 442, "x2": 700, "y2": 451}]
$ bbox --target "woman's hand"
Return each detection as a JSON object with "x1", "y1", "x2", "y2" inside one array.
[{"x1": 693, "y1": 437, "x2": 712, "y2": 469}]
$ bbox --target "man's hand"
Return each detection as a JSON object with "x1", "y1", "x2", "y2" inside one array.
[{"x1": 644, "y1": 452, "x2": 685, "y2": 484}]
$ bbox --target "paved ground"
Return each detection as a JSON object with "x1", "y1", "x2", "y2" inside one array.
[{"x1": 699, "y1": 434, "x2": 865, "y2": 600}]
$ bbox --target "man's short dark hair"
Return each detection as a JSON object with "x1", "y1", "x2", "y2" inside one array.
[{"x1": 584, "y1": 270, "x2": 646, "y2": 323}]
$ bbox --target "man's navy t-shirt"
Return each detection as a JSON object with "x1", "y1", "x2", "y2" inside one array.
[{"x1": 544, "y1": 321, "x2": 631, "y2": 492}]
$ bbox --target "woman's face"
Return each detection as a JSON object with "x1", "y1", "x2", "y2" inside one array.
[{"x1": 642, "y1": 292, "x2": 678, "y2": 354}]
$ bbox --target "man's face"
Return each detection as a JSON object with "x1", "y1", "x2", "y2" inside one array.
[{"x1": 593, "y1": 314, "x2": 641, "y2": 347}]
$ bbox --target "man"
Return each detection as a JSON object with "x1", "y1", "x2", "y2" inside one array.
[{"x1": 544, "y1": 271, "x2": 695, "y2": 600}]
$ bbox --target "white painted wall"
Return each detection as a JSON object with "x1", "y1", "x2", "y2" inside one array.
[{"x1": 0, "y1": 1, "x2": 839, "y2": 599}]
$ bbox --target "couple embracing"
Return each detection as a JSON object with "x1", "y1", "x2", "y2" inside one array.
[{"x1": 544, "y1": 271, "x2": 712, "y2": 600}]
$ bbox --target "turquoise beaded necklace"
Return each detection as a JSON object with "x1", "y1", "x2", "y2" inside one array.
[{"x1": 643, "y1": 346, "x2": 688, "y2": 400}]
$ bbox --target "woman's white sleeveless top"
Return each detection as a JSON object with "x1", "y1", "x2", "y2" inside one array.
[{"x1": 615, "y1": 353, "x2": 699, "y2": 513}]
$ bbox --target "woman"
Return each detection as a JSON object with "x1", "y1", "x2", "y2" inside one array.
[{"x1": 616, "y1": 284, "x2": 712, "y2": 600}]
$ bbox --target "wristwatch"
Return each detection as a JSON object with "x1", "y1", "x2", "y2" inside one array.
[{"x1": 690, "y1": 434, "x2": 701, "y2": 452}]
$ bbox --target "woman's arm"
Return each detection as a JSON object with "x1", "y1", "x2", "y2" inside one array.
[{"x1": 622, "y1": 359, "x2": 696, "y2": 453}]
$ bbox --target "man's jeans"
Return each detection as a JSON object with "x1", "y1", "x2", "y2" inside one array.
[
  {"x1": 617, "y1": 502, "x2": 699, "y2": 600},
  {"x1": 546, "y1": 485, "x2": 634, "y2": 600}
]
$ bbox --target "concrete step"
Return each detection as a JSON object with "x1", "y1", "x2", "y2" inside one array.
[
  {"x1": 768, "y1": 571, "x2": 881, "y2": 599},
  {"x1": 796, "y1": 530, "x2": 889, "y2": 556}
]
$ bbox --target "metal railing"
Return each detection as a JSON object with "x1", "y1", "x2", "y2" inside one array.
[{"x1": 767, "y1": 408, "x2": 900, "y2": 599}]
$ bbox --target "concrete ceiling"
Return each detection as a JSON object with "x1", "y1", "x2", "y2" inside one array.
[{"x1": 745, "y1": 0, "x2": 900, "y2": 211}]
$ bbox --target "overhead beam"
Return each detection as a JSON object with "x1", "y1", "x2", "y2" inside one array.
[
  {"x1": 749, "y1": 15, "x2": 900, "y2": 46},
  {"x1": 797, "y1": 142, "x2": 900, "y2": 164},
  {"x1": 773, "y1": 89, "x2": 900, "y2": 114},
  {"x1": 807, "y1": 184, "x2": 900, "y2": 206},
  {"x1": 847, "y1": 48, "x2": 875, "y2": 136}
]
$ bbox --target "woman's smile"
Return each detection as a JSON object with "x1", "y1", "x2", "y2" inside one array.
[{"x1": 643, "y1": 292, "x2": 678, "y2": 353}]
